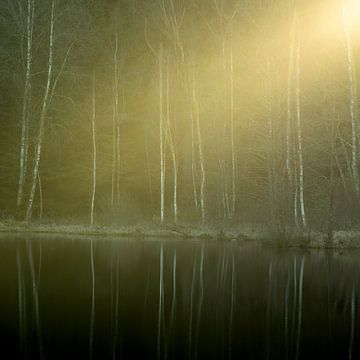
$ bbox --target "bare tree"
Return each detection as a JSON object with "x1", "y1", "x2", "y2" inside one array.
[
  {"x1": 159, "y1": 44, "x2": 166, "y2": 223},
  {"x1": 229, "y1": 41, "x2": 236, "y2": 220},
  {"x1": 111, "y1": 32, "x2": 125, "y2": 209},
  {"x1": 342, "y1": 1, "x2": 359, "y2": 197},
  {"x1": 25, "y1": 0, "x2": 55, "y2": 222},
  {"x1": 295, "y1": 27, "x2": 306, "y2": 229},
  {"x1": 145, "y1": 17, "x2": 168, "y2": 223},
  {"x1": 191, "y1": 58, "x2": 206, "y2": 223},
  {"x1": 165, "y1": 52, "x2": 179, "y2": 223},
  {"x1": 286, "y1": 10, "x2": 296, "y2": 227},
  {"x1": 90, "y1": 72, "x2": 96, "y2": 226},
  {"x1": 17, "y1": 0, "x2": 34, "y2": 208},
  {"x1": 158, "y1": 0, "x2": 186, "y2": 223},
  {"x1": 111, "y1": 33, "x2": 119, "y2": 209},
  {"x1": 194, "y1": 0, "x2": 238, "y2": 222},
  {"x1": 25, "y1": 0, "x2": 73, "y2": 222}
]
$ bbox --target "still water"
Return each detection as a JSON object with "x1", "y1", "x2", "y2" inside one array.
[{"x1": 0, "y1": 235, "x2": 359, "y2": 359}]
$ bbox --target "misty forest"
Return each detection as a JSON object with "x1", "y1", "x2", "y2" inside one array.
[
  {"x1": 2, "y1": 0, "x2": 360, "y2": 359},
  {"x1": 1, "y1": 0, "x2": 360, "y2": 236}
]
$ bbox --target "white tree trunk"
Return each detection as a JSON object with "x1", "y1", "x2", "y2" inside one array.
[
  {"x1": 37, "y1": 171, "x2": 42, "y2": 220},
  {"x1": 25, "y1": 1, "x2": 54, "y2": 222},
  {"x1": 192, "y1": 62, "x2": 206, "y2": 224},
  {"x1": 190, "y1": 96, "x2": 199, "y2": 211},
  {"x1": 342, "y1": 3, "x2": 359, "y2": 196},
  {"x1": 144, "y1": 26, "x2": 166, "y2": 223},
  {"x1": 286, "y1": 11, "x2": 301, "y2": 229},
  {"x1": 266, "y1": 61, "x2": 276, "y2": 228},
  {"x1": 165, "y1": 55, "x2": 178, "y2": 223},
  {"x1": 144, "y1": 124, "x2": 154, "y2": 204},
  {"x1": 293, "y1": 142, "x2": 299, "y2": 229},
  {"x1": 286, "y1": 12, "x2": 296, "y2": 217},
  {"x1": 159, "y1": 44, "x2": 165, "y2": 223},
  {"x1": 111, "y1": 33, "x2": 118, "y2": 208},
  {"x1": 229, "y1": 43, "x2": 236, "y2": 220},
  {"x1": 295, "y1": 31, "x2": 307, "y2": 229},
  {"x1": 90, "y1": 72, "x2": 97, "y2": 226},
  {"x1": 17, "y1": 0, "x2": 34, "y2": 207},
  {"x1": 116, "y1": 94, "x2": 122, "y2": 204}
]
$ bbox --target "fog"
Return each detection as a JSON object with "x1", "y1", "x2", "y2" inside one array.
[{"x1": 1, "y1": 0, "x2": 360, "y2": 234}]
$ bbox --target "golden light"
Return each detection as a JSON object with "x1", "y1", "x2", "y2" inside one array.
[{"x1": 342, "y1": 0, "x2": 360, "y2": 28}]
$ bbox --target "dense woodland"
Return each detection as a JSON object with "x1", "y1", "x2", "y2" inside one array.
[{"x1": 0, "y1": 0, "x2": 360, "y2": 234}]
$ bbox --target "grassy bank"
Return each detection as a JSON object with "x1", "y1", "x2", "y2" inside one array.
[
  {"x1": 0, "y1": 220, "x2": 359, "y2": 249},
  {"x1": 260, "y1": 230, "x2": 360, "y2": 250},
  {"x1": 0, "y1": 220, "x2": 254, "y2": 242}
]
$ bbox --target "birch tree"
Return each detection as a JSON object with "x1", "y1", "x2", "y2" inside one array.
[
  {"x1": 294, "y1": 27, "x2": 306, "y2": 229},
  {"x1": 194, "y1": 0, "x2": 238, "y2": 222},
  {"x1": 111, "y1": 33, "x2": 119, "y2": 209},
  {"x1": 284, "y1": 7, "x2": 307, "y2": 229},
  {"x1": 145, "y1": 13, "x2": 175, "y2": 223},
  {"x1": 264, "y1": 59, "x2": 278, "y2": 231},
  {"x1": 165, "y1": 52, "x2": 178, "y2": 223},
  {"x1": 342, "y1": 1, "x2": 360, "y2": 197},
  {"x1": 90, "y1": 72, "x2": 96, "y2": 226},
  {"x1": 17, "y1": 0, "x2": 34, "y2": 208},
  {"x1": 158, "y1": 0, "x2": 185, "y2": 223},
  {"x1": 111, "y1": 32, "x2": 124, "y2": 209},
  {"x1": 25, "y1": 0, "x2": 73, "y2": 222},
  {"x1": 189, "y1": 85, "x2": 199, "y2": 212},
  {"x1": 229, "y1": 41, "x2": 236, "y2": 220},
  {"x1": 25, "y1": 0, "x2": 55, "y2": 222},
  {"x1": 159, "y1": 44, "x2": 165, "y2": 223},
  {"x1": 191, "y1": 58, "x2": 206, "y2": 224},
  {"x1": 286, "y1": 11, "x2": 296, "y2": 226}
]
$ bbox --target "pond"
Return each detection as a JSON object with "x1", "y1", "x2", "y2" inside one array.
[{"x1": 0, "y1": 235, "x2": 359, "y2": 359}]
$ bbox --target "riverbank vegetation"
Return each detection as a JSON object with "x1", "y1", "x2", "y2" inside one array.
[{"x1": 1, "y1": 220, "x2": 360, "y2": 250}]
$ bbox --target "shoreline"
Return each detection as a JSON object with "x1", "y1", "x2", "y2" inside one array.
[
  {"x1": 0, "y1": 221, "x2": 249, "y2": 241},
  {"x1": 0, "y1": 221, "x2": 359, "y2": 250}
]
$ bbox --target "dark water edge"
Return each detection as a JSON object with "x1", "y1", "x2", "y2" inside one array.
[{"x1": 0, "y1": 235, "x2": 359, "y2": 359}]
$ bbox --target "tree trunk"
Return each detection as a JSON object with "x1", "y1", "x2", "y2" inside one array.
[
  {"x1": 165, "y1": 54, "x2": 178, "y2": 223},
  {"x1": 266, "y1": 61, "x2": 276, "y2": 230},
  {"x1": 111, "y1": 33, "x2": 118, "y2": 209},
  {"x1": 17, "y1": 0, "x2": 34, "y2": 208},
  {"x1": 25, "y1": 1, "x2": 54, "y2": 222},
  {"x1": 116, "y1": 94, "x2": 122, "y2": 204},
  {"x1": 192, "y1": 60, "x2": 206, "y2": 224},
  {"x1": 37, "y1": 171, "x2": 42, "y2": 220},
  {"x1": 144, "y1": 124, "x2": 154, "y2": 205},
  {"x1": 190, "y1": 93, "x2": 199, "y2": 211},
  {"x1": 295, "y1": 30, "x2": 307, "y2": 229},
  {"x1": 159, "y1": 44, "x2": 165, "y2": 223},
  {"x1": 286, "y1": 12, "x2": 296, "y2": 226},
  {"x1": 342, "y1": 3, "x2": 359, "y2": 197},
  {"x1": 90, "y1": 72, "x2": 97, "y2": 226},
  {"x1": 229, "y1": 43, "x2": 236, "y2": 221}
]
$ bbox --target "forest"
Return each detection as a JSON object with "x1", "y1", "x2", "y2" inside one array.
[{"x1": 1, "y1": 0, "x2": 360, "y2": 238}]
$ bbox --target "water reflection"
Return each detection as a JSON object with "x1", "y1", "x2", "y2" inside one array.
[{"x1": 0, "y1": 236, "x2": 359, "y2": 359}]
